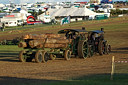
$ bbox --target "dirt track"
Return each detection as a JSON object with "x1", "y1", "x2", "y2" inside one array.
[
  {"x1": 0, "y1": 52, "x2": 128, "y2": 80},
  {"x1": 0, "y1": 54, "x2": 113, "y2": 80}
]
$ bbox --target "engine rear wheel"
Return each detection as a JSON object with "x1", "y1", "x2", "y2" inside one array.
[{"x1": 78, "y1": 40, "x2": 88, "y2": 59}]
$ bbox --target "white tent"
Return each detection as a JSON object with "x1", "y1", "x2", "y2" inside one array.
[
  {"x1": 48, "y1": 7, "x2": 97, "y2": 17},
  {"x1": 38, "y1": 7, "x2": 98, "y2": 22}
]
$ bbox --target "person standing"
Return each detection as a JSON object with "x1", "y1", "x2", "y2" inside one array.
[{"x1": 1, "y1": 23, "x2": 5, "y2": 31}]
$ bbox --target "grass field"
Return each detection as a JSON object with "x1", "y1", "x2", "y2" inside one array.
[{"x1": 0, "y1": 16, "x2": 128, "y2": 85}]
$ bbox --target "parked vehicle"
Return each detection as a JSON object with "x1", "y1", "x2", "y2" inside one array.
[
  {"x1": 4, "y1": 20, "x2": 24, "y2": 27},
  {"x1": 43, "y1": 15, "x2": 57, "y2": 24},
  {"x1": 5, "y1": 21, "x2": 17, "y2": 27}
]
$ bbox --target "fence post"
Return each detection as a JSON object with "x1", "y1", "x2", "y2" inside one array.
[{"x1": 111, "y1": 56, "x2": 115, "y2": 80}]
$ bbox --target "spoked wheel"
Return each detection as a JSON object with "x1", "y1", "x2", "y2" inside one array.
[
  {"x1": 42, "y1": 51, "x2": 49, "y2": 63},
  {"x1": 35, "y1": 50, "x2": 43, "y2": 63},
  {"x1": 98, "y1": 40, "x2": 105, "y2": 55},
  {"x1": 35, "y1": 50, "x2": 49, "y2": 63},
  {"x1": 64, "y1": 50, "x2": 71, "y2": 60},
  {"x1": 49, "y1": 49, "x2": 56, "y2": 60},
  {"x1": 19, "y1": 50, "x2": 27, "y2": 62},
  {"x1": 78, "y1": 40, "x2": 88, "y2": 59}
]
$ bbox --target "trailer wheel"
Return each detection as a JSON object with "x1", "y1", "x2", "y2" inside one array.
[
  {"x1": 19, "y1": 50, "x2": 27, "y2": 62},
  {"x1": 98, "y1": 40, "x2": 105, "y2": 55},
  {"x1": 35, "y1": 50, "x2": 43, "y2": 63},
  {"x1": 78, "y1": 40, "x2": 88, "y2": 59},
  {"x1": 50, "y1": 49, "x2": 56, "y2": 60},
  {"x1": 35, "y1": 50, "x2": 49, "y2": 63},
  {"x1": 42, "y1": 51, "x2": 49, "y2": 63},
  {"x1": 64, "y1": 50, "x2": 71, "y2": 60}
]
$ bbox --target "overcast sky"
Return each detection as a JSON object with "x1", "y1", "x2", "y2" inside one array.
[{"x1": 0, "y1": 0, "x2": 125, "y2": 4}]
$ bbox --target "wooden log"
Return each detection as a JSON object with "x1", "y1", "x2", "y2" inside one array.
[
  {"x1": 22, "y1": 34, "x2": 66, "y2": 40},
  {"x1": 22, "y1": 34, "x2": 30, "y2": 39},
  {"x1": 35, "y1": 43, "x2": 68, "y2": 48},
  {"x1": 44, "y1": 43, "x2": 68, "y2": 48},
  {"x1": 18, "y1": 42, "x2": 27, "y2": 48},
  {"x1": 29, "y1": 40, "x2": 44, "y2": 48},
  {"x1": 46, "y1": 38, "x2": 69, "y2": 44},
  {"x1": 28, "y1": 38, "x2": 71, "y2": 48}
]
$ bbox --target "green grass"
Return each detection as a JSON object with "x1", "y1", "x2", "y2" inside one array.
[
  {"x1": 0, "y1": 45, "x2": 22, "y2": 51},
  {"x1": 0, "y1": 45, "x2": 23, "y2": 59},
  {"x1": 0, "y1": 16, "x2": 128, "y2": 36}
]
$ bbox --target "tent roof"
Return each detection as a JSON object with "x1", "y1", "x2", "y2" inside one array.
[{"x1": 48, "y1": 7, "x2": 97, "y2": 17}]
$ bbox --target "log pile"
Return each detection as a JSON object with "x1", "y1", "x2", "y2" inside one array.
[
  {"x1": 22, "y1": 34, "x2": 66, "y2": 40},
  {"x1": 19, "y1": 33, "x2": 72, "y2": 48}
]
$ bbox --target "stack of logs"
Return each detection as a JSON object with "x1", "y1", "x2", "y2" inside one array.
[{"x1": 18, "y1": 33, "x2": 72, "y2": 48}]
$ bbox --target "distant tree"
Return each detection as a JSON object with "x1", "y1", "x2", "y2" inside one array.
[
  {"x1": 110, "y1": 9, "x2": 117, "y2": 15},
  {"x1": 110, "y1": 9, "x2": 128, "y2": 16}
]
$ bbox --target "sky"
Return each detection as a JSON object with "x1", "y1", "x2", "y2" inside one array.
[{"x1": 0, "y1": 0, "x2": 126, "y2": 4}]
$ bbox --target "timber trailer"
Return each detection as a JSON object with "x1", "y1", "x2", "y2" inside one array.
[{"x1": 18, "y1": 28, "x2": 93, "y2": 63}]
